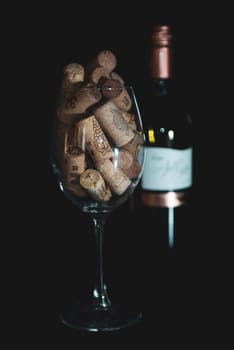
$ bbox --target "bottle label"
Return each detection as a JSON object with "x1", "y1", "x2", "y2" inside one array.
[{"x1": 142, "y1": 147, "x2": 193, "y2": 191}]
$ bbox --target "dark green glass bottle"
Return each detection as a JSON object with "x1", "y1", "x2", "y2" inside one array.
[{"x1": 139, "y1": 25, "x2": 194, "y2": 250}]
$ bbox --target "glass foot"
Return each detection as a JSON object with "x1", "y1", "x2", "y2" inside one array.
[{"x1": 60, "y1": 302, "x2": 142, "y2": 332}]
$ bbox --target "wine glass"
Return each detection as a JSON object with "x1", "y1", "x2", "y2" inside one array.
[{"x1": 50, "y1": 78, "x2": 145, "y2": 332}]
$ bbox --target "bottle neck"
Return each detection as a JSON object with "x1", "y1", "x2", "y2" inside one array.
[
  {"x1": 150, "y1": 46, "x2": 172, "y2": 79},
  {"x1": 149, "y1": 36, "x2": 174, "y2": 94},
  {"x1": 150, "y1": 41, "x2": 182, "y2": 100}
]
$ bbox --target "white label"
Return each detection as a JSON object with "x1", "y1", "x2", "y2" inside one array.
[{"x1": 142, "y1": 147, "x2": 193, "y2": 191}]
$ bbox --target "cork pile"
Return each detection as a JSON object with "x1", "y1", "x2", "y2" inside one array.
[{"x1": 55, "y1": 50, "x2": 143, "y2": 202}]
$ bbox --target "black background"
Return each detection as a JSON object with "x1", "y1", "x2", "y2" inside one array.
[{"x1": 4, "y1": 2, "x2": 232, "y2": 347}]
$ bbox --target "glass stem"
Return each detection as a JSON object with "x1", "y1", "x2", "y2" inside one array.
[{"x1": 91, "y1": 213, "x2": 111, "y2": 309}]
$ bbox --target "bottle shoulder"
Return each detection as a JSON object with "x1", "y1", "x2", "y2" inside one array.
[
  {"x1": 139, "y1": 79, "x2": 191, "y2": 120},
  {"x1": 136, "y1": 79, "x2": 193, "y2": 149},
  {"x1": 141, "y1": 104, "x2": 193, "y2": 149}
]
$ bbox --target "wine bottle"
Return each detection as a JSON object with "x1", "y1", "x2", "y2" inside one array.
[{"x1": 139, "y1": 24, "x2": 193, "y2": 250}]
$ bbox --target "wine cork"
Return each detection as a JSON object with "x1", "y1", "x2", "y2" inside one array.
[
  {"x1": 88, "y1": 66, "x2": 111, "y2": 85},
  {"x1": 123, "y1": 130, "x2": 144, "y2": 158},
  {"x1": 97, "y1": 50, "x2": 117, "y2": 71},
  {"x1": 94, "y1": 100, "x2": 135, "y2": 147},
  {"x1": 53, "y1": 121, "x2": 69, "y2": 171},
  {"x1": 63, "y1": 83, "x2": 102, "y2": 115},
  {"x1": 65, "y1": 151, "x2": 86, "y2": 182},
  {"x1": 121, "y1": 159, "x2": 141, "y2": 179},
  {"x1": 120, "y1": 110, "x2": 137, "y2": 130},
  {"x1": 112, "y1": 87, "x2": 132, "y2": 111},
  {"x1": 58, "y1": 84, "x2": 80, "y2": 107},
  {"x1": 65, "y1": 124, "x2": 79, "y2": 151},
  {"x1": 59, "y1": 130, "x2": 85, "y2": 171},
  {"x1": 62, "y1": 63, "x2": 85, "y2": 88},
  {"x1": 87, "y1": 50, "x2": 117, "y2": 73},
  {"x1": 101, "y1": 78, "x2": 123, "y2": 99},
  {"x1": 110, "y1": 72, "x2": 125, "y2": 86},
  {"x1": 54, "y1": 120, "x2": 83, "y2": 182},
  {"x1": 113, "y1": 149, "x2": 141, "y2": 179},
  {"x1": 76, "y1": 115, "x2": 113, "y2": 163},
  {"x1": 80, "y1": 168, "x2": 112, "y2": 201},
  {"x1": 113, "y1": 148, "x2": 133, "y2": 169},
  {"x1": 58, "y1": 63, "x2": 85, "y2": 107},
  {"x1": 96, "y1": 159, "x2": 131, "y2": 195}
]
